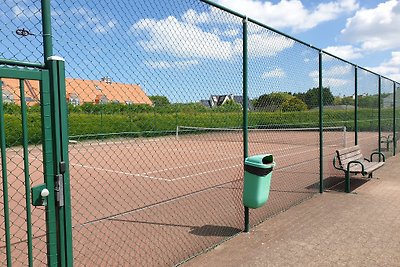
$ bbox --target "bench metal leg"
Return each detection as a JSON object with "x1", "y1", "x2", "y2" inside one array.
[{"x1": 345, "y1": 171, "x2": 351, "y2": 193}]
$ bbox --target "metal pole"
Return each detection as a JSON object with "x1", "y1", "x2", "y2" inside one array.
[
  {"x1": 20, "y1": 81, "x2": 34, "y2": 266},
  {"x1": 242, "y1": 17, "x2": 250, "y2": 233},
  {"x1": 41, "y1": 0, "x2": 53, "y2": 63},
  {"x1": 41, "y1": 2, "x2": 61, "y2": 265},
  {"x1": 319, "y1": 52, "x2": 324, "y2": 193},
  {"x1": 0, "y1": 81, "x2": 12, "y2": 267},
  {"x1": 393, "y1": 82, "x2": 396, "y2": 156},
  {"x1": 378, "y1": 76, "x2": 382, "y2": 158},
  {"x1": 354, "y1": 67, "x2": 358, "y2": 146}
]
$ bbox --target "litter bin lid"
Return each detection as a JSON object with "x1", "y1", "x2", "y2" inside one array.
[{"x1": 245, "y1": 154, "x2": 275, "y2": 169}]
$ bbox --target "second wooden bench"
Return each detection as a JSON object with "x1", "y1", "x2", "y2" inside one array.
[{"x1": 333, "y1": 145, "x2": 385, "y2": 193}]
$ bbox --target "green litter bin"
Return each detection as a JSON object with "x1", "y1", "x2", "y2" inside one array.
[{"x1": 243, "y1": 154, "x2": 275, "y2": 209}]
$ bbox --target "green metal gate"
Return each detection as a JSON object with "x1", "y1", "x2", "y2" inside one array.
[{"x1": 0, "y1": 58, "x2": 73, "y2": 266}]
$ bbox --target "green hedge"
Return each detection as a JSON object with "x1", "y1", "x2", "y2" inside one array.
[{"x1": 4, "y1": 108, "x2": 400, "y2": 147}]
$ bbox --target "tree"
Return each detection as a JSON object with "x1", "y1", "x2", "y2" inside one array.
[
  {"x1": 214, "y1": 99, "x2": 242, "y2": 112},
  {"x1": 149, "y1": 95, "x2": 170, "y2": 107},
  {"x1": 294, "y1": 87, "x2": 334, "y2": 109},
  {"x1": 282, "y1": 97, "x2": 308, "y2": 112},
  {"x1": 333, "y1": 95, "x2": 353, "y2": 106},
  {"x1": 358, "y1": 94, "x2": 378, "y2": 108},
  {"x1": 254, "y1": 92, "x2": 292, "y2": 111}
]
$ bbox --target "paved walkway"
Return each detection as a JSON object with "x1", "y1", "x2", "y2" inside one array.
[{"x1": 184, "y1": 155, "x2": 400, "y2": 267}]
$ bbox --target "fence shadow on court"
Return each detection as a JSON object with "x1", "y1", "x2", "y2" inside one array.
[
  {"x1": 309, "y1": 176, "x2": 370, "y2": 193},
  {"x1": 108, "y1": 219, "x2": 241, "y2": 237}
]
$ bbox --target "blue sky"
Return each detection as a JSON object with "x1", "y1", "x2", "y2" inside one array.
[
  {"x1": 212, "y1": 0, "x2": 400, "y2": 80},
  {"x1": 1, "y1": 0, "x2": 399, "y2": 101}
]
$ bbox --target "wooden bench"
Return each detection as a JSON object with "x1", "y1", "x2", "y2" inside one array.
[
  {"x1": 333, "y1": 145, "x2": 385, "y2": 193},
  {"x1": 380, "y1": 133, "x2": 398, "y2": 151}
]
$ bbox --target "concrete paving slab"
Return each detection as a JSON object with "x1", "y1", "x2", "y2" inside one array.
[{"x1": 183, "y1": 155, "x2": 400, "y2": 267}]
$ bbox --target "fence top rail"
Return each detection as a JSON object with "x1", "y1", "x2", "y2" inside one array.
[
  {"x1": 200, "y1": 0, "x2": 398, "y2": 84},
  {"x1": 0, "y1": 58, "x2": 45, "y2": 69}
]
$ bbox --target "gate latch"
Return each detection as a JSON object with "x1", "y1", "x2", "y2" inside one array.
[
  {"x1": 55, "y1": 161, "x2": 66, "y2": 207},
  {"x1": 31, "y1": 184, "x2": 50, "y2": 206}
]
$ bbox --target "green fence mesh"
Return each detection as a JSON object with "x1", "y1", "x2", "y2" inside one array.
[
  {"x1": 321, "y1": 54, "x2": 356, "y2": 190},
  {"x1": 1, "y1": 0, "x2": 399, "y2": 266},
  {"x1": 53, "y1": 0, "x2": 245, "y2": 265},
  {"x1": 357, "y1": 69, "x2": 380, "y2": 156},
  {"x1": 247, "y1": 21, "x2": 320, "y2": 225},
  {"x1": 381, "y1": 78, "x2": 395, "y2": 156}
]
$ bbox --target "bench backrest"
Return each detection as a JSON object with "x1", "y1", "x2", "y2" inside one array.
[{"x1": 336, "y1": 145, "x2": 363, "y2": 168}]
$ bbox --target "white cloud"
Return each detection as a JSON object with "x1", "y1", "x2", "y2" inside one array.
[
  {"x1": 247, "y1": 33, "x2": 295, "y2": 57},
  {"x1": 182, "y1": 9, "x2": 210, "y2": 24},
  {"x1": 144, "y1": 60, "x2": 199, "y2": 69},
  {"x1": 132, "y1": 16, "x2": 237, "y2": 60},
  {"x1": 214, "y1": 0, "x2": 359, "y2": 32},
  {"x1": 132, "y1": 15, "x2": 294, "y2": 60},
  {"x1": 71, "y1": 7, "x2": 117, "y2": 34},
  {"x1": 369, "y1": 52, "x2": 400, "y2": 81},
  {"x1": 341, "y1": 0, "x2": 400, "y2": 51},
  {"x1": 309, "y1": 65, "x2": 352, "y2": 87},
  {"x1": 262, "y1": 67, "x2": 286, "y2": 78},
  {"x1": 12, "y1": 5, "x2": 40, "y2": 20},
  {"x1": 212, "y1": 28, "x2": 240, "y2": 37},
  {"x1": 324, "y1": 45, "x2": 363, "y2": 60},
  {"x1": 94, "y1": 19, "x2": 117, "y2": 34}
]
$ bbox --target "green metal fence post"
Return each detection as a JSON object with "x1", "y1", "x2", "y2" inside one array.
[
  {"x1": 41, "y1": 1, "x2": 60, "y2": 265},
  {"x1": 20, "y1": 80, "x2": 34, "y2": 267},
  {"x1": 40, "y1": 71, "x2": 59, "y2": 267},
  {"x1": 319, "y1": 52, "x2": 324, "y2": 193},
  {"x1": 0, "y1": 80, "x2": 12, "y2": 267},
  {"x1": 242, "y1": 17, "x2": 250, "y2": 233},
  {"x1": 48, "y1": 56, "x2": 74, "y2": 266},
  {"x1": 393, "y1": 81, "x2": 396, "y2": 156},
  {"x1": 41, "y1": 0, "x2": 53, "y2": 62},
  {"x1": 354, "y1": 66, "x2": 358, "y2": 146},
  {"x1": 378, "y1": 76, "x2": 382, "y2": 158}
]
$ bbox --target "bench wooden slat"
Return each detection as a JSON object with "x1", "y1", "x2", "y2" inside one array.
[
  {"x1": 336, "y1": 149, "x2": 363, "y2": 167},
  {"x1": 340, "y1": 152, "x2": 363, "y2": 162},
  {"x1": 348, "y1": 161, "x2": 384, "y2": 174},
  {"x1": 336, "y1": 145, "x2": 360, "y2": 155}
]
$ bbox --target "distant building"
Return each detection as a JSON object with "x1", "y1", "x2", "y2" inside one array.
[
  {"x1": 1, "y1": 77, "x2": 152, "y2": 106},
  {"x1": 200, "y1": 94, "x2": 253, "y2": 110}
]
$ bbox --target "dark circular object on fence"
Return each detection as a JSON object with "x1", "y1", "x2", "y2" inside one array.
[{"x1": 16, "y1": 28, "x2": 34, "y2": 37}]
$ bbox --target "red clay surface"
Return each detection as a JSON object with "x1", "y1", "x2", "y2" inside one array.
[{"x1": 1, "y1": 130, "x2": 387, "y2": 266}]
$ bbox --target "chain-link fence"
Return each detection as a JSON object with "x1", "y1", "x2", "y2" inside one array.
[
  {"x1": 247, "y1": 21, "x2": 320, "y2": 225},
  {"x1": 1, "y1": 0, "x2": 399, "y2": 266},
  {"x1": 53, "y1": 0, "x2": 245, "y2": 265}
]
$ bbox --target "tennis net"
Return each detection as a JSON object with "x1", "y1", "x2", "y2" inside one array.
[{"x1": 176, "y1": 125, "x2": 347, "y2": 147}]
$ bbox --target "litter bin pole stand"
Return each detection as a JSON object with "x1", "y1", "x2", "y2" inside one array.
[
  {"x1": 242, "y1": 154, "x2": 275, "y2": 232},
  {"x1": 244, "y1": 206, "x2": 250, "y2": 232}
]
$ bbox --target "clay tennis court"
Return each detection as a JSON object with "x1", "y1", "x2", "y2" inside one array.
[{"x1": 1, "y1": 128, "x2": 381, "y2": 266}]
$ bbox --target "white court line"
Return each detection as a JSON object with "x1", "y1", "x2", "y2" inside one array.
[
  {"x1": 170, "y1": 164, "x2": 241, "y2": 181},
  {"x1": 70, "y1": 162, "x2": 241, "y2": 183},
  {"x1": 70, "y1": 163, "x2": 172, "y2": 182},
  {"x1": 142, "y1": 155, "x2": 241, "y2": 175},
  {"x1": 70, "y1": 134, "x2": 383, "y2": 184},
  {"x1": 71, "y1": 145, "x2": 320, "y2": 183}
]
